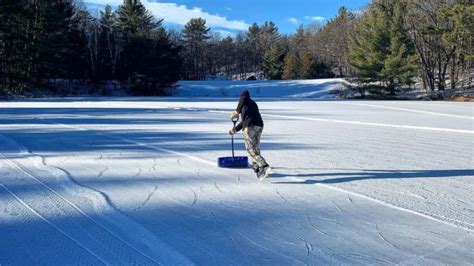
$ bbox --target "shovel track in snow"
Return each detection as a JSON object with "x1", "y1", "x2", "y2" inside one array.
[
  {"x1": 0, "y1": 183, "x2": 106, "y2": 265},
  {"x1": 1, "y1": 154, "x2": 162, "y2": 265}
]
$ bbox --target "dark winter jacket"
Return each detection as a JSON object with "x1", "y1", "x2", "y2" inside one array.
[{"x1": 235, "y1": 90, "x2": 264, "y2": 132}]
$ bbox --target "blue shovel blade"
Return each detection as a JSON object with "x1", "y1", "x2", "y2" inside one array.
[{"x1": 218, "y1": 156, "x2": 249, "y2": 168}]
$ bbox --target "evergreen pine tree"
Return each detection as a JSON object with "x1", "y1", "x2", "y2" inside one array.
[
  {"x1": 246, "y1": 23, "x2": 261, "y2": 74},
  {"x1": 282, "y1": 52, "x2": 298, "y2": 80},
  {"x1": 350, "y1": 1, "x2": 389, "y2": 85},
  {"x1": 115, "y1": 0, "x2": 181, "y2": 94},
  {"x1": 115, "y1": 1, "x2": 156, "y2": 36},
  {"x1": 263, "y1": 44, "x2": 285, "y2": 80},
  {"x1": 97, "y1": 5, "x2": 118, "y2": 81},
  {"x1": 259, "y1": 21, "x2": 280, "y2": 54},
  {"x1": 283, "y1": 25, "x2": 308, "y2": 79},
  {"x1": 439, "y1": 0, "x2": 473, "y2": 89},
  {"x1": 381, "y1": 1, "x2": 416, "y2": 94},
  {"x1": 299, "y1": 52, "x2": 313, "y2": 79},
  {"x1": 234, "y1": 32, "x2": 249, "y2": 79},
  {"x1": 0, "y1": 0, "x2": 32, "y2": 93},
  {"x1": 440, "y1": 0, "x2": 473, "y2": 61},
  {"x1": 0, "y1": 1, "x2": 89, "y2": 94},
  {"x1": 31, "y1": 1, "x2": 83, "y2": 83},
  {"x1": 182, "y1": 18, "x2": 210, "y2": 80},
  {"x1": 349, "y1": 0, "x2": 415, "y2": 94},
  {"x1": 219, "y1": 36, "x2": 235, "y2": 77}
]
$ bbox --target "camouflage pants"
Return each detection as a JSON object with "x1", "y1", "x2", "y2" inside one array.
[{"x1": 243, "y1": 126, "x2": 268, "y2": 168}]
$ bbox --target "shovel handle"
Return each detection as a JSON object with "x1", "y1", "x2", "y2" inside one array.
[{"x1": 231, "y1": 121, "x2": 236, "y2": 158}]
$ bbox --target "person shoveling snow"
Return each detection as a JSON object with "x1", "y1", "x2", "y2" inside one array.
[{"x1": 229, "y1": 90, "x2": 271, "y2": 180}]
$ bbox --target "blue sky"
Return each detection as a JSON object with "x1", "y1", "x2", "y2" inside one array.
[{"x1": 85, "y1": 0, "x2": 369, "y2": 35}]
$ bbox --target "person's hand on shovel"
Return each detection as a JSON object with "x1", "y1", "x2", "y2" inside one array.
[
  {"x1": 229, "y1": 111, "x2": 239, "y2": 135},
  {"x1": 230, "y1": 111, "x2": 239, "y2": 121}
]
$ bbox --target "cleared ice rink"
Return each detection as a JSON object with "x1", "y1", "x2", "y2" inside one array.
[{"x1": 0, "y1": 98, "x2": 472, "y2": 264}]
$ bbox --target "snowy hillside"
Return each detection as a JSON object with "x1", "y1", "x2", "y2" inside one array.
[
  {"x1": 0, "y1": 98, "x2": 473, "y2": 264},
  {"x1": 177, "y1": 79, "x2": 345, "y2": 98}
]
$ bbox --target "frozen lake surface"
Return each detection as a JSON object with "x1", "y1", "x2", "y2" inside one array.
[{"x1": 0, "y1": 98, "x2": 473, "y2": 264}]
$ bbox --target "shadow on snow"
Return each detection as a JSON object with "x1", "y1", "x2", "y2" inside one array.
[{"x1": 270, "y1": 169, "x2": 474, "y2": 184}]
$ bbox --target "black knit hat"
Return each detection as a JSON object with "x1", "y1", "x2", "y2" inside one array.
[{"x1": 240, "y1": 90, "x2": 250, "y2": 97}]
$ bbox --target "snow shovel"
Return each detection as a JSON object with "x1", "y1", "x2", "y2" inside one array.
[{"x1": 218, "y1": 116, "x2": 249, "y2": 168}]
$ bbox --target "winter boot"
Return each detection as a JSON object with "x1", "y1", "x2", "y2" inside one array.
[
  {"x1": 257, "y1": 164, "x2": 271, "y2": 181},
  {"x1": 252, "y1": 163, "x2": 259, "y2": 174}
]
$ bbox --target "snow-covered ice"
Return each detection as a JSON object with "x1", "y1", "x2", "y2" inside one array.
[
  {"x1": 177, "y1": 79, "x2": 344, "y2": 98},
  {"x1": 0, "y1": 96, "x2": 473, "y2": 265}
]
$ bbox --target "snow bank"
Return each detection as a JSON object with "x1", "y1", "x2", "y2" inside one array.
[{"x1": 177, "y1": 79, "x2": 346, "y2": 98}]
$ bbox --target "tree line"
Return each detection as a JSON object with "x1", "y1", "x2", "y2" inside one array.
[
  {"x1": 0, "y1": 0, "x2": 472, "y2": 97},
  {"x1": 348, "y1": 0, "x2": 473, "y2": 95},
  {"x1": 0, "y1": 0, "x2": 180, "y2": 96}
]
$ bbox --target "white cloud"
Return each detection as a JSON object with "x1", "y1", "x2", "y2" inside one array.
[
  {"x1": 287, "y1": 17, "x2": 298, "y2": 24},
  {"x1": 85, "y1": 1, "x2": 250, "y2": 31},
  {"x1": 214, "y1": 30, "x2": 234, "y2": 37},
  {"x1": 304, "y1": 16, "x2": 326, "y2": 22},
  {"x1": 85, "y1": 0, "x2": 122, "y2": 5}
]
